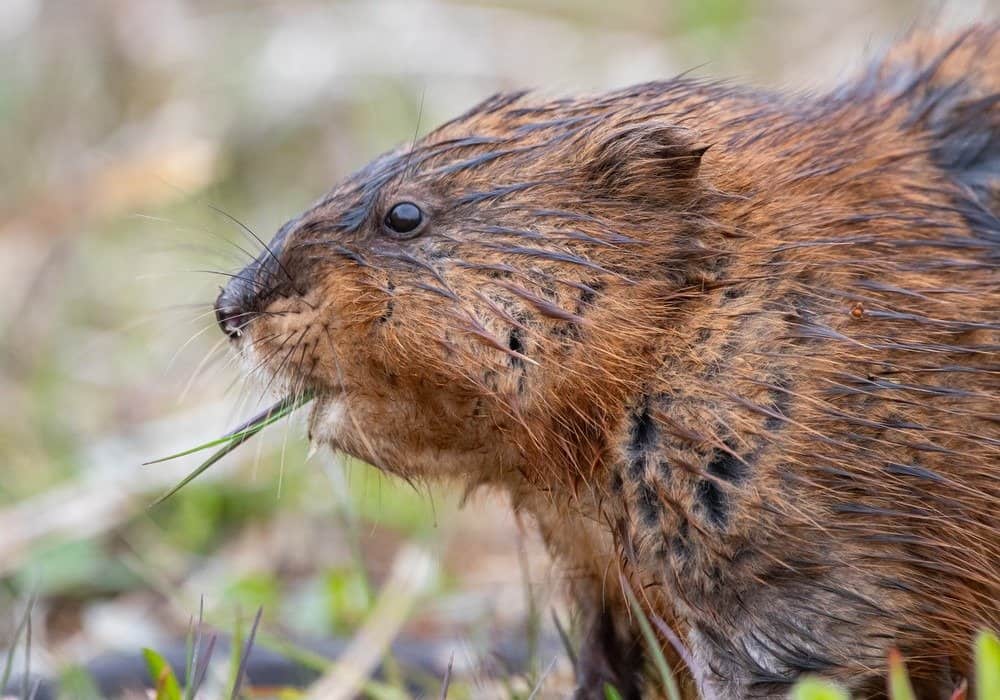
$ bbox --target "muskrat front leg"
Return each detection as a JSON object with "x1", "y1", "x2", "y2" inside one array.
[{"x1": 573, "y1": 596, "x2": 643, "y2": 700}]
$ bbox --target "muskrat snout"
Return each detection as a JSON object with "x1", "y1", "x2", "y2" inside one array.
[
  {"x1": 214, "y1": 284, "x2": 249, "y2": 340},
  {"x1": 215, "y1": 261, "x2": 264, "y2": 340}
]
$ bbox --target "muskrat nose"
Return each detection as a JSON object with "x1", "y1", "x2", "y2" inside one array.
[{"x1": 214, "y1": 284, "x2": 251, "y2": 340}]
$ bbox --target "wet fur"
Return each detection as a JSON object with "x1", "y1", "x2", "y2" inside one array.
[{"x1": 219, "y1": 26, "x2": 999, "y2": 699}]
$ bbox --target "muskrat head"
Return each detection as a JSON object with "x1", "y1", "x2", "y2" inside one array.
[{"x1": 214, "y1": 89, "x2": 712, "y2": 485}]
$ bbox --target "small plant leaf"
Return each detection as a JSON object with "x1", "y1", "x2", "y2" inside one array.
[
  {"x1": 438, "y1": 653, "x2": 453, "y2": 700},
  {"x1": 603, "y1": 683, "x2": 625, "y2": 700},
  {"x1": 887, "y1": 648, "x2": 916, "y2": 700},
  {"x1": 56, "y1": 665, "x2": 103, "y2": 700},
  {"x1": 789, "y1": 676, "x2": 849, "y2": 700},
  {"x1": 148, "y1": 393, "x2": 313, "y2": 506},
  {"x1": 976, "y1": 630, "x2": 1000, "y2": 700},
  {"x1": 551, "y1": 609, "x2": 577, "y2": 673},
  {"x1": 144, "y1": 394, "x2": 311, "y2": 466},
  {"x1": 620, "y1": 575, "x2": 682, "y2": 700},
  {"x1": 2, "y1": 596, "x2": 34, "y2": 698},
  {"x1": 230, "y1": 606, "x2": 263, "y2": 699},
  {"x1": 142, "y1": 648, "x2": 183, "y2": 700}
]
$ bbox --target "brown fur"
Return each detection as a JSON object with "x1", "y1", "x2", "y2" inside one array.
[{"x1": 215, "y1": 26, "x2": 999, "y2": 699}]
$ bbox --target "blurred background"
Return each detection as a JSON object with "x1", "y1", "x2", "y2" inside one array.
[{"x1": 0, "y1": 1, "x2": 992, "y2": 697}]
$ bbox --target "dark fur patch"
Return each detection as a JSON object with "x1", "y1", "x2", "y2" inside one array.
[
  {"x1": 696, "y1": 479, "x2": 728, "y2": 527},
  {"x1": 706, "y1": 448, "x2": 749, "y2": 483},
  {"x1": 576, "y1": 606, "x2": 644, "y2": 700},
  {"x1": 507, "y1": 327, "x2": 525, "y2": 365},
  {"x1": 626, "y1": 398, "x2": 658, "y2": 479},
  {"x1": 927, "y1": 90, "x2": 999, "y2": 210},
  {"x1": 671, "y1": 520, "x2": 690, "y2": 560},
  {"x1": 636, "y1": 480, "x2": 660, "y2": 527},
  {"x1": 658, "y1": 458, "x2": 672, "y2": 477},
  {"x1": 722, "y1": 284, "x2": 746, "y2": 300},
  {"x1": 576, "y1": 279, "x2": 604, "y2": 311},
  {"x1": 377, "y1": 279, "x2": 396, "y2": 324},
  {"x1": 884, "y1": 461, "x2": 947, "y2": 483},
  {"x1": 610, "y1": 470, "x2": 624, "y2": 493}
]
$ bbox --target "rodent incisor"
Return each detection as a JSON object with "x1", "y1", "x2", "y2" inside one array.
[{"x1": 213, "y1": 25, "x2": 999, "y2": 699}]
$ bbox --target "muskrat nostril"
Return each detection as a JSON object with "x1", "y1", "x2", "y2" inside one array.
[{"x1": 214, "y1": 289, "x2": 248, "y2": 340}]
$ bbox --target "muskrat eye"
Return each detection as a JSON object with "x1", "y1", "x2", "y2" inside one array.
[{"x1": 384, "y1": 202, "x2": 424, "y2": 237}]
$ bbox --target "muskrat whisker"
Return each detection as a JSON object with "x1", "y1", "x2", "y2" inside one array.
[
  {"x1": 132, "y1": 212, "x2": 264, "y2": 269},
  {"x1": 192, "y1": 269, "x2": 271, "y2": 294},
  {"x1": 294, "y1": 242, "x2": 370, "y2": 267},
  {"x1": 178, "y1": 333, "x2": 230, "y2": 403},
  {"x1": 167, "y1": 319, "x2": 230, "y2": 372},
  {"x1": 394, "y1": 86, "x2": 426, "y2": 191},
  {"x1": 236, "y1": 331, "x2": 297, "y2": 386},
  {"x1": 206, "y1": 203, "x2": 303, "y2": 294},
  {"x1": 259, "y1": 329, "x2": 308, "y2": 401}
]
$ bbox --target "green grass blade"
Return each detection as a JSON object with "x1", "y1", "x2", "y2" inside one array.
[
  {"x1": 790, "y1": 676, "x2": 849, "y2": 700},
  {"x1": 56, "y1": 665, "x2": 103, "y2": 700},
  {"x1": 551, "y1": 609, "x2": 577, "y2": 673},
  {"x1": 150, "y1": 423, "x2": 264, "y2": 506},
  {"x1": 142, "y1": 648, "x2": 183, "y2": 700},
  {"x1": 887, "y1": 648, "x2": 916, "y2": 700},
  {"x1": 144, "y1": 393, "x2": 312, "y2": 466},
  {"x1": 603, "y1": 683, "x2": 624, "y2": 700},
  {"x1": 977, "y1": 630, "x2": 1000, "y2": 700},
  {"x1": 230, "y1": 607, "x2": 263, "y2": 699},
  {"x1": 620, "y1": 576, "x2": 682, "y2": 700},
  {"x1": 148, "y1": 393, "x2": 313, "y2": 506},
  {"x1": 2, "y1": 596, "x2": 34, "y2": 695}
]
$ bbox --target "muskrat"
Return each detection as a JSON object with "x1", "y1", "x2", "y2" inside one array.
[{"x1": 213, "y1": 25, "x2": 999, "y2": 699}]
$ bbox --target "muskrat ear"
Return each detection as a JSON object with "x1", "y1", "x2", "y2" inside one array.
[{"x1": 585, "y1": 121, "x2": 709, "y2": 200}]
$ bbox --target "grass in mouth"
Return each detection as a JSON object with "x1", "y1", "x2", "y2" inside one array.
[{"x1": 145, "y1": 392, "x2": 314, "y2": 506}]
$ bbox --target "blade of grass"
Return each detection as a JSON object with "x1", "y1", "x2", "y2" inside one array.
[
  {"x1": 438, "y1": 653, "x2": 454, "y2": 700},
  {"x1": 887, "y1": 648, "x2": 916, "y2": 700},
  {"x1": 620, "y1": 574, "x2": 682, "y2": 700},
  {"x1": 604, "y1": 684, "x2": 624, "y2": 700},
  {"x1": 150, "y1": 425, "x2": 263, "y2": 506},
  {"x1": 144, "y1": 393, "x2": 312, "y2": 465},
  {"x1": 551, "y1": 609, "x2": 577, "y2": 673},
  {"x1": 1, "y1": 595, "x2": 34, "y2": 694},
  {"x1": 228, "y1": 606, "x2": 244, "y2": 697},
  {"x1": 190, "y1": 633, "x2": 218, "y2": 698},
  {"x1": 230, "y1": 607, "x2": 263, "y2": 699},
  {"x1": 790, "y1": 677, "x2": 849, "y2": 700},
  {"x1": 977, "y1": 630, "x2": 1000, "y2": 700},
  {"x1": 149, "y1": 393, "x2": 313, "y2": 505},
  {"x1": 142, "y1": 648, "x2": 183, "y2": 700},
  {"x1": 183, "y1": 599, "x2": 202, "y2": 700},
  {"x1": 21, "y1": 598, "x2": 33, "y2": 700},
  {"x1": 184, "y1": 615, "x2": 195, "y2": 696}
]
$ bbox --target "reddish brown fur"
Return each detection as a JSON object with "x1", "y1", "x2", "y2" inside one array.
[{"x1": 216, "y1": 26, "x2": 999, "y2": 699}]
